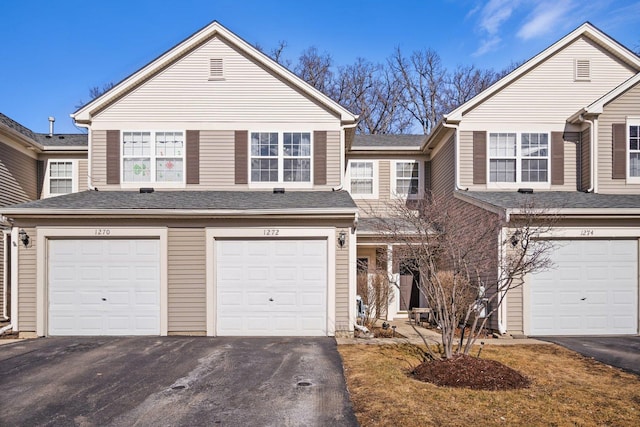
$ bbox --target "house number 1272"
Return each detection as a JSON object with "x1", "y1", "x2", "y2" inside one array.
[{"x1": 264, "y1": 229, "x2": 279, "y2": 236}]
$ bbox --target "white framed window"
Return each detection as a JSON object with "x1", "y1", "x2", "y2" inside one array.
[
  {"x1": 391, "y1": 161, "x2": 420, "y2": 198},
  {"x1": 250, "y1": 131, "x2": 312, "y2": 185},
  {"x1": 628, "y1": 118, "x2": 640, "y2": 179},
  {"x1": 122, "y1": 131, "x2": 184, "y2": 185},
  {"x1": 348, "y1": 160, "x2": 377, "y2": 198},
  {"x1": 45, "y1": 160, "x2": 76, "y2": 197},
  {"x1": 489, "y1": 132, "x2": 549, "y2": 185}
]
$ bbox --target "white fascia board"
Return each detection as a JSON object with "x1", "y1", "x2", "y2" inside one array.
[
  {"x1": 41, "y1": 146, "x2": 88, "y2": 152},
  {"x1": 349, "y1": 146, "x2": 423, "y2": 152},
  {"x1": 582, "y1": 72, "x2": 640, "y2": 115},
  {"x1": 507, "y1": 207, "x2": 640, "y2": 217},
  {"x1": 445, "y1": 23, "x2": 640, "y2": 122},
  {"x1": 453, "y1": 192, "x2": 506, "y2": 217},
  {"x1": 72, "y1": 21, "x2": 358, "y2": 125},
  {"x1": 0, "y1": 127, "x2": 42, "y2": 153}
]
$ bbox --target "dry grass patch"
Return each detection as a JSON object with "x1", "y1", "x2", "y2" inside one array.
[{"x1": 339, "y1": 343, "x2": 640, "y2": 426}]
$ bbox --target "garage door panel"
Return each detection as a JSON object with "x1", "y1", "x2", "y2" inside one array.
[
  {"x1": 530, "y1": 239, "x2": 638, "y2": 335},
  {"x1": 49, "y1": 239, "x2": 160, "y2": 336},
  {"x1": 217, "y1": 239, "x2": 327, "y2": 336}
]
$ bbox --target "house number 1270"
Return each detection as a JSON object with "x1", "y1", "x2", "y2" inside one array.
[
  {"x1": 95, "y1": 229, "x2": 111, "y2": 236},
  {"x1": 264, "y1": 229, "x2": 279, "y2": 236}
]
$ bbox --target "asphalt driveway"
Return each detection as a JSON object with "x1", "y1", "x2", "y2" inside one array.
[
  {"x1": 536, "y1": 336, "x2": 640, "y2": 375},
  {"x1": 0, "y1": 336, "x2": 358, "y2": 426}
]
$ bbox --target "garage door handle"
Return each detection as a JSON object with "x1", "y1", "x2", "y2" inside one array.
[
  {"x1": 102, "y1": 298, "x2": 107, "y2": 301},
  {"x1": 581, "y1": 297, "x2": 586, "y2": 301},
  {"x1": 269, "y1": 298, "x2": 274, "y2": 302}
]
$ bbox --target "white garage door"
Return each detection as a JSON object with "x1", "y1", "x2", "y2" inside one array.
[
  {"x1": 216, "y1": 239, "x2": 327, "y2": 336},
  {"x1": 530, "y1": 239, "x2": 638, "y2": 335},
  {"x1": 49, "y1": 239, "x2": 160, "y2": 336}
]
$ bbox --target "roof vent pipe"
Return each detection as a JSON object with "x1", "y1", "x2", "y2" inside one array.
[{"x1": 48, "y1": 116, "x2": 55, "y2": 137}]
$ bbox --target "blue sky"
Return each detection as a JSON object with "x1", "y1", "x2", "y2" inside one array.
[{"x1": 1, "y1": 0, "x2": 639, "y2": 134}]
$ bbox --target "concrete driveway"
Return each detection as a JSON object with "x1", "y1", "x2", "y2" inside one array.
[
  {"x1": 0, "y1": 336, "x2": 358, "y2": 426},
  {"x1": 536, "y1": 336, "x2": 640, "y2": 375}
]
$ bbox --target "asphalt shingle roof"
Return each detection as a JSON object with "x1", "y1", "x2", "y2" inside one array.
[
  {"x1": 352, "y1": 134, "x2": 425, "y2": 148},
  {"x1": 460, "y1": 191, "x2": 640, "y2": 210},
  {"x1": 1, "y1": 112, "x2": 88, "y2": 147},
  {"x1": 33, "y1": 133, "x2": 88, "y2": 147},
  {"x1": 0, "y1": 112, "x2": 37, "y2": 140},
  {"x1": 3, "y1": 190, "x2": 357, "y2": 212}
]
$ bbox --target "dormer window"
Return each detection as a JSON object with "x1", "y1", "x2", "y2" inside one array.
[{"x1": 575, "y1": 59, "x2": 590, "y2": 81}]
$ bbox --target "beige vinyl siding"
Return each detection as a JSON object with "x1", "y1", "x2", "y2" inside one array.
[
  {"x1": 93, "y1": 36, "x2": 339, "y2": 125},
  {"x1": 0, "y1": 143, "x2": 38, "y2": 207},
  {"x1": 352, "y1": 160, "x2": 391, "y2": 217},
  {"x1": 335, "y1": 229, "x2": 350, "y2": 333},
  {"x1": 431, "y1": 133, "x2": 455, "y2": 196},
  {"x1": 91, "y1": 130, "x2": 107, "y2": 188},
  {"x1": 325, "y1": 131, "x2": 341, "y2": 187},
  {"x1": 580, "y1": 127, "x2": 591, "y2": 191},
  {"x1": 459, "y1": 36, "x2": 635, "y2": 128},
  {"x1": 557, "y1": 137, "x2": 578, "y2": 191},
  {"x1": 197, "y1": 130, "x2": 237, "y2": 189},
  {"x1": 459, "y1": 131, "x2": 578, "y2": 191},
  {"x1": 506, "y1": 279, "x2": 524, "y2": 335},
  {"x1": 459, "y1": 131, "x2": 478, "y2": 190},
  {"x1": 92, "y1": 129, "x2": 340, "y2": 190},
  {"x1": 18, "y1": 227, "x2": 36, "y2": 332},
  {"x1": 78, "y1": 159, "x2": 88, "y2": 191},
  {"x1": 597, "y1": 83, "x2": 640, "y2": 193},
  {"x1": 168, "y1": 228, "x2": 206, "y2": 333}
]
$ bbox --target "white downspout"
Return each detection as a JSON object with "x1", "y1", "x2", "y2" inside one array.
[
  {"x1": 579, "y1": 114, "x2": 596, "y2": 193},
  {"x1": 442, "y1": 122, "x2": 467, "y2": 191}
]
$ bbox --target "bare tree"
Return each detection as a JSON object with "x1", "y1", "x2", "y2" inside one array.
[
  {"x1": 334, "y1": 59, "x2": 411, "y2": 134},
  {"x1": 372, "y1": 193, "x2": 556, "y2": 359},
  {"x1": 295, "y1": 47, "x2": 335, "y2": 94},
  {"x1": 442, "y1": 65, "x2": 499, "y2": 112},
  {"x1": 389, "y1": 47, "x2": 447, "y2": 135},
  {"x1": 75, "y1": 82, "x2": 115, "y2": 109}
]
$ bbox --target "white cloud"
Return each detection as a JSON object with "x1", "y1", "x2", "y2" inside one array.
[
  {"x1": 517, "y1": 0, "x2": 576, "y2": 40},
  {"x1": 473, "y1": 36, "x2": 501, "y2": 57},
  {"x1": 478, "y1": 0, "x2": 521, "y2": 35}
]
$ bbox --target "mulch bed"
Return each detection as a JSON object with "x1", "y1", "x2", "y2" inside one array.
[{"x1": 413, "y1": 354, "x2": 531, "y2": 390}]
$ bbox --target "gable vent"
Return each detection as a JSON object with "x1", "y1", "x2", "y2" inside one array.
[
  {"x1": 209, "y1": 58, "x2": 223, "y2": 79},
  {"x1": 575, "y1": 59, "x2": 590, "y2": 81}
]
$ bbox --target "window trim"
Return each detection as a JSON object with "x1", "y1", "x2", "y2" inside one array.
[
  {"x1": 627, "y1": 117, "x2": 640, "y2": 182},
  {"x1": 43, "y1": 159, "x2": 77, "y2": 198},
  {"x1": 487, "y1": 131, "x2": 551, "y2": 189},
  {"x1": 347, "y1": 160, "x2": 378, "y2": 199},
  {"x1": 248, "y1": 130, "x2": 314, "y2": 189},
  {"x1": 120, "y1": 130, "x2": 186, "y2": 188},
  {"x1": 391, "y1": 160, "x2": 421, "y2": 199}
]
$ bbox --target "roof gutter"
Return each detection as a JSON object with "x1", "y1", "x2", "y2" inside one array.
[{"x1": 2, "y1": 207, "x2": 359, "y2": 218}]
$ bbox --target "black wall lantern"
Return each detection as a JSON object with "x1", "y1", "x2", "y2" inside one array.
[
  {"x1": 338, "y1": 231, "x2": 346, "y2": 248},
  {"x1": 19, "y1": 229, "x2": 30, "y2": 248}
]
